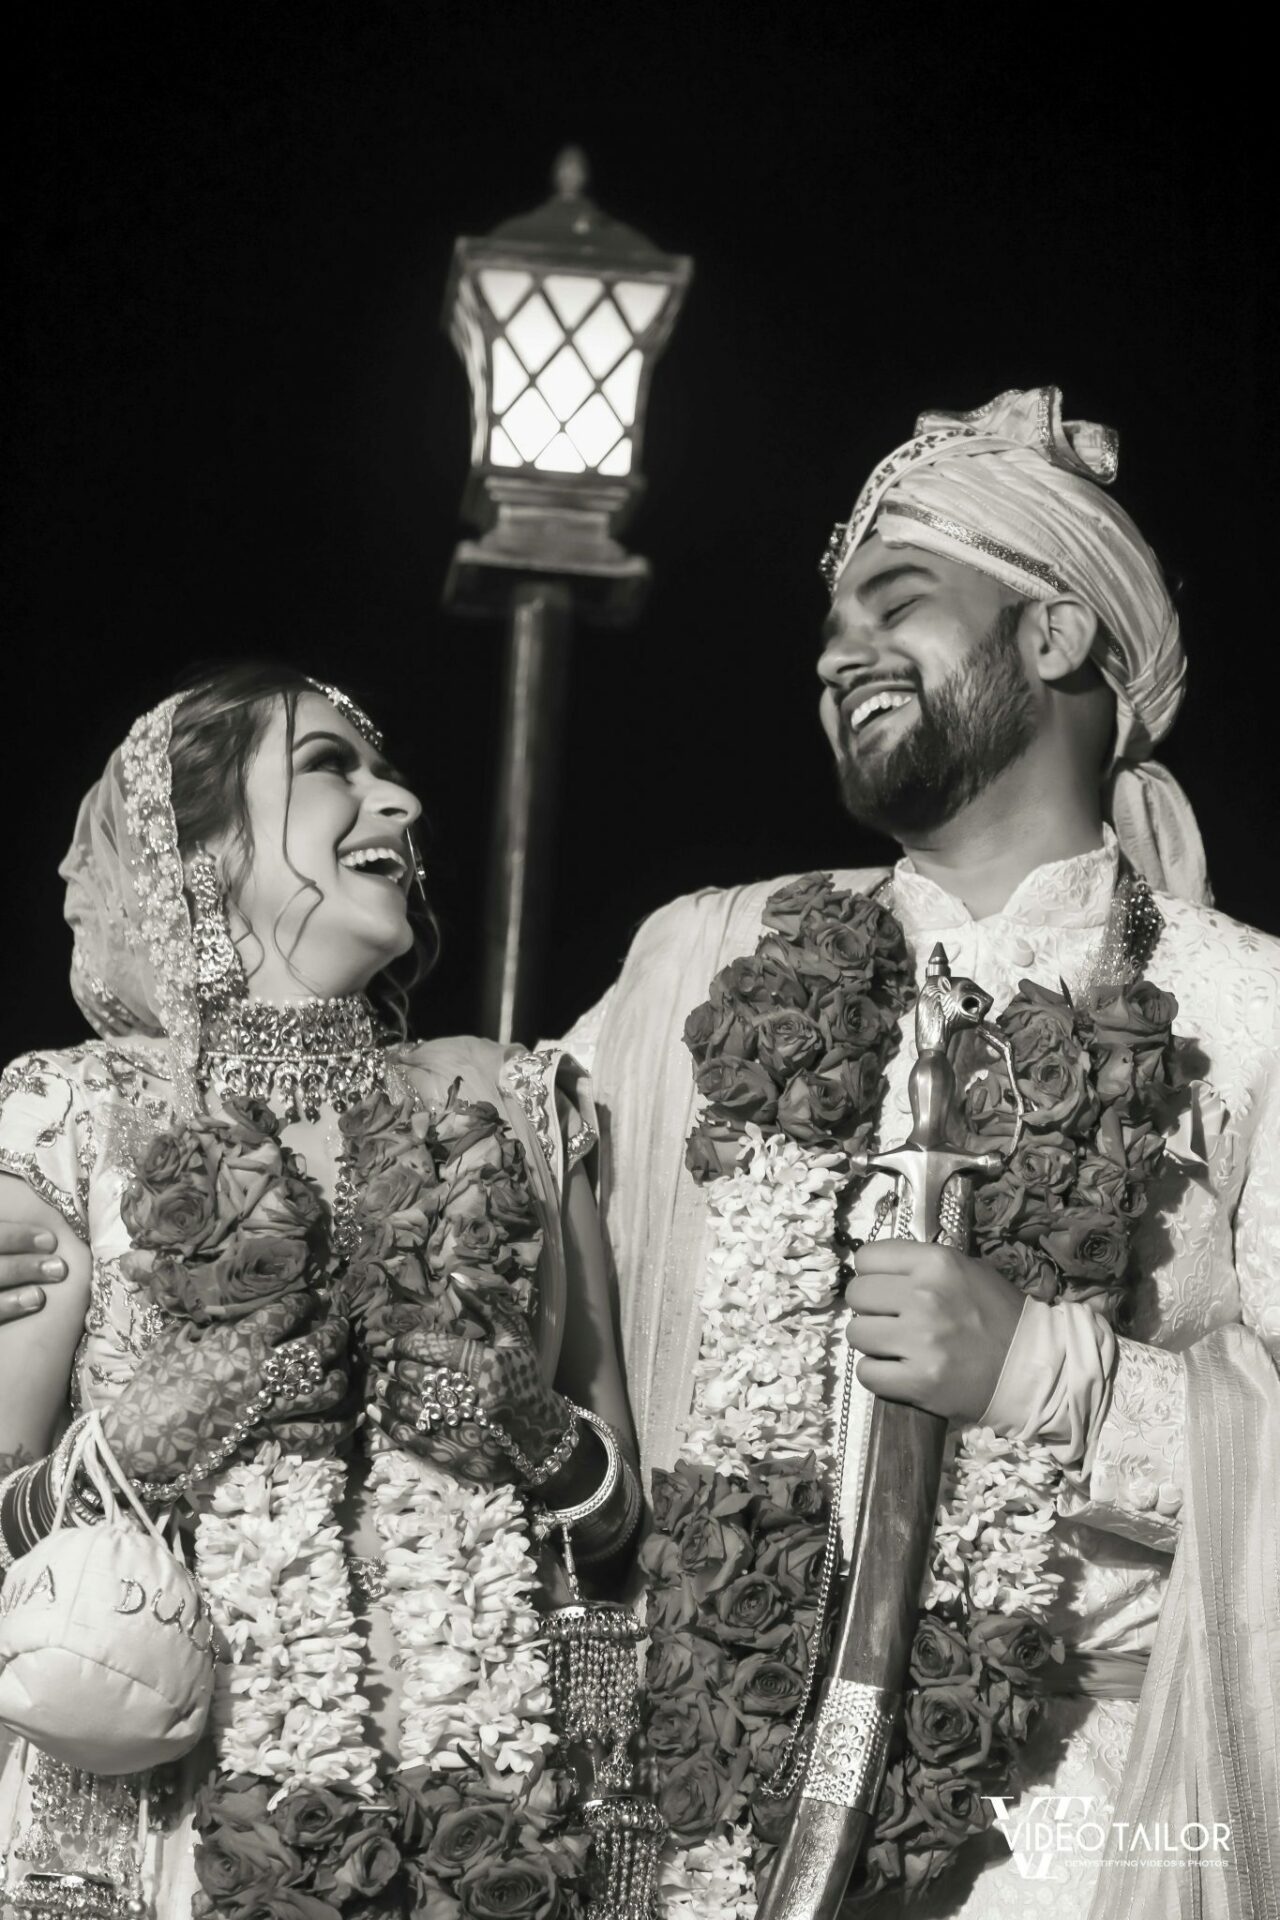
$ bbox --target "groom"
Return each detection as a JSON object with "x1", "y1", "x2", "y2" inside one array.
[{"x1": 560, "y1": 389, "x2": 1280, "y2": 1918}]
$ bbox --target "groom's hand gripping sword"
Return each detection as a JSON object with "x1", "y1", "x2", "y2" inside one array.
[{"x1": 758, "y1": 944, "x2": 1023, "y2": 1920}]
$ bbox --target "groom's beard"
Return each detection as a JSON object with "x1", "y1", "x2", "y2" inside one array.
[{"x1": 836, "y1": 606, "x2": 1038, "y2": 839}]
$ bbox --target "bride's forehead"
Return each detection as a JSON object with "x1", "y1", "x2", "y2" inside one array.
[{"x1": 256, "y1": 690, "x2": 363, "y2": 752}]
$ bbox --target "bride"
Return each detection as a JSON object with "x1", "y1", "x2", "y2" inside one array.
[{"x1": 0, "y1": 664, "x2": 640, "y2": 1917}]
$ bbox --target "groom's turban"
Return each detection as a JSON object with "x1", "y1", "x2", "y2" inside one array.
[{"x1": 822, "y1": 387, "x2": 1209, "y2": 904}]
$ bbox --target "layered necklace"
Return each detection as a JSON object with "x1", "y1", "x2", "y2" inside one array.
[{"x1": 198, "y1": 993, "x2": 386, "y2": 1124}]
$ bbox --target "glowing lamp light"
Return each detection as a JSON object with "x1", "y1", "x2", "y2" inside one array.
[{"x1": 444, "y1": 147, "x2": 691, "y2": 622}]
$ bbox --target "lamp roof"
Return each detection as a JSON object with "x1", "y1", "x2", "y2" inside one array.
[{"x1": 483, "y1": 148, "x2": 676, "y2": 266}]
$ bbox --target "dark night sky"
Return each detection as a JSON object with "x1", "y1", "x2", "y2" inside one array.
[{"x1": 4, "y1": 5, "x2": 1268, "y2": 1063}]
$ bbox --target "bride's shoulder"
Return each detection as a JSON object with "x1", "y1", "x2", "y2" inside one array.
[
  {"x1": 1, "y1": 1035, "x2": 175, "y2": 1115},
  {"x1": 390, "y1": 1033, "x2": 510, "y2": 1097}
]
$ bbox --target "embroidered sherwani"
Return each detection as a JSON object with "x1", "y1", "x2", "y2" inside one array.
[{"x1": 567, "y1": 832, "x2": 1280, "y2": 1920}]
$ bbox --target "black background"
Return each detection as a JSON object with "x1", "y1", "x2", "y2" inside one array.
[{"x1": 4, "y1": 5, "x2": 1268, "y2": 1061}]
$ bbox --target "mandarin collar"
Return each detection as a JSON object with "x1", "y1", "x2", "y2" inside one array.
[{"x1": 889, "y1": 826, "x2": 1120, "y2": 938}]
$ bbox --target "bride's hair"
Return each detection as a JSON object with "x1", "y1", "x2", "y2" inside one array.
[{"x1": 167, "y1": 661, "x2": 438, "y2": 1040}]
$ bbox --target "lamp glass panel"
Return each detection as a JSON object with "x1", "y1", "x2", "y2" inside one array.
[
  {"x1": 598, "y1": 437, "x2": 633, "y2": 476},
  {"x1": 566, "y1": 394, "x2": 623, "y2": 466},
  {"x1": 544, "y1": 273, "x2": 603, "y2": 329},
  {"x1": 477, "y1": 268, "x2": 534, "y2": 322},
  {"x1": 602, "y1": 349, "x2": 643, "y2": 427},
  {"x1": 535, "y1": 432, "x2": 588, "y2": 474},
  {"x1": 613, "y1": 281, "x2": 669, "y2": 334},
  {"x1": 491, "y1": 339, "x2": 528, "y2": 415},
  {"x1": 537, "y1": 344, "x2": 594, "y2": 423},
  {"x1": 573, "y1": 298, "x2": 631, "y2": 377},
  {"x1": 501, "y1": 388, "x2": 559, "y2": 461},
  {"x1": 488, "y1": 425, "x2": 523, "y2": 468},
  {"x1": 505, "y1": 293, "x2": 563, "y2": 374}
]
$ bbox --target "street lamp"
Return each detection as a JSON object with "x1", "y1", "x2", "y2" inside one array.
[{"x1": 444, "y1": 148, "x2": 691, "y2": 1041}]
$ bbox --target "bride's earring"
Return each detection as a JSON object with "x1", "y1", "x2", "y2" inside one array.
[{"x1": 189, "y1": 853, "x2": 247, "y2": 1010}]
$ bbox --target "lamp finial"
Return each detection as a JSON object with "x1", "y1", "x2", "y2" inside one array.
[{"x1": 553, "y1": 146, "x2": 590, "y2": 199}]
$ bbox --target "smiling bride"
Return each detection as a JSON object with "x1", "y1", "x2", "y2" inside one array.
[{"x1": 0, "y1": 665, "x2": 644, "y2": 1919}]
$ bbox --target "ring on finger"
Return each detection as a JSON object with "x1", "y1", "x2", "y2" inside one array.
[
  {"x1": 263, "y1": 1335, "x2": 325, "y2": 1404},
  {"x1": 413, "y1": 1365, "x2": 487, "y2": 1436}
]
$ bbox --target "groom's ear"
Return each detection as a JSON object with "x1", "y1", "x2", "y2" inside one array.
[{"x1": 1026, "y1": 596, "x2": 1099, "y2": 683}]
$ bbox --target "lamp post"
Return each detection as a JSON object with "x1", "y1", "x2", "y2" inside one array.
[{"x1": 443, "y1": 147, "x2": 691, "y2": 1042}]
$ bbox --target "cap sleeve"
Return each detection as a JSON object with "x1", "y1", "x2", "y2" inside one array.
[{"x1": 0, "y1": 1050, "x2": 91, "y2": 1241}]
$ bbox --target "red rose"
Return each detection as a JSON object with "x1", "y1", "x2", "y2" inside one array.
[
  {"x1": 1073, "y1": 1151, "x2": 1146, "y2": 1220},
  {"x1": 657, "y1": 1752, "x2": 748, "y2": 1842},
  {"x1": 729, "y1": 1652, "x2": 806, "y2": 1719},
  {"x1": 675, "y1": 1512, "x2": 752, "y2": 1601},
  {"x1": 650, "y1": 1465, "x2": 708, "y2": 1535},
  {"x1": 645, "y1": 1688, "x2": 705, "y2": 1759},
  {"x1": 457, "y1": 1856, "x2": 561, "y2": 1920},
  {"x1": 761, "y1": 873, "x2": 837, "y2": 937},
  {"x1": 1000, "y1": 981, "x2": 1077, "y2": 1066},
  {"x1": 910, "y1": 1616, "x2": 974, "y2": 1685},
  {"x1": 194, "y1": 1820, "x2": 304, "y2": 1906},
  {"x1": 904, "y1": 1680, "x2": 994, "y2": 1765},
  {"x1": 1094, "y1": 1044, "x2": 1166, "y2": 1116},
  {"x1": 754, "y1": 1009, "x2": 824, "y2": 1078},
  {"x1": 423, "y1": 1800, "x2": 514, "y2": 1876},
  {"x1": 695, "y1": 1058, "x2": 779, "y2": 1124},
  {"x1": 274, "y1": 1785, "x2": 360, "y2": 1849},
  {"x1": 334, "y1": 1830, "x2": 401, "y2": 1898},
  {"x1": 986, "y1": 1241, "x2": 1060, "y2": 1302},
  {"x1": 643, "y1": 1629, "x2": 731, "y2": 1697},
  {"x1": 968, "y1": 1611, "x2": 1058, "y2": 1685},
  {"x1": 138, "y1": 1128, "x2": 208, "y2": 1186},
  {"x1": 963, "y1": 1069, "x2": 1019, "y2": 1142},
  {"x1": 753, "y1": 935, "x2": 809, "y2": 1009},
  {"x1": 122, "y1": 1172, "x2": 221, "y2": 1254},
  {"x1": 776, "y1": 1071, "x2": 852, "y2": 1145},
  {"x1": 1039, "y1": 1207, "x2": 1128, "y2": 1282},
  {"x1": 799, "y1": 914, "x2": 876, "y2": 985},
  {"x1": 836, "y1": 1049, "x2": 886, "y2": 1115},
  {"x1": 1007, "y1": 1130, "x2": 1077, "y2": 1195},
  {"x1": 151, "y1": 1233, "x2": 310, "y2": 1324},
  {"x1": 909, "y1": 1766, "x2": 995, "y2": 1844},
  {"x1": 1018, "y1": 1045, "x2": 1099, "y2": 1133},
  {"x1": 711, "y1": 1573, "x2": 792, "y2": 1647},
  {"x1": 1090, "y1": 981, "x2": 1178, "y2": 1049},
  {"x1": 240, "y1": 1173, "x2": 326, "y2": 1244},
  {"x1": 815, "y1": 988, "x2": 890, "y2": 1056},
  {"x1": 217, "y1": 1097, "x2": 283, "y2": 1146},
  {"x1": 972, "y1": 1174, "x2": 1026, "y2": 1242},
  {"x1": 709, "y1": 956, "x2": 777, "y2": 1017}
]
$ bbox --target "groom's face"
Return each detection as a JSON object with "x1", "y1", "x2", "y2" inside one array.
[{"x1": 817, "y1": 532, "x2": 1039, "y2": 837}]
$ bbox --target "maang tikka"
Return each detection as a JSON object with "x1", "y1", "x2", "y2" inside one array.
[{"x1": 188, "y1": 852, "x2": 247, "y2": 1011}]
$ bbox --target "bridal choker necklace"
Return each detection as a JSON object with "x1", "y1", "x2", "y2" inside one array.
[{"x1": 199, "y1": 995, "x2": 385, "y2": 1123}]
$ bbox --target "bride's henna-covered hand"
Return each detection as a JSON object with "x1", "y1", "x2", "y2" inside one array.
[
  {"x1": 369, "y1": 1288, "x2": 571, "y2": 1488},
  {"x1": 101, "y1": 1297, "x2": 353, "y2": 1486}
]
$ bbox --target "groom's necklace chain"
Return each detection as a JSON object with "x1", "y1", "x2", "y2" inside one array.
[{"x1": 199, "y1": 993, "x2": 385, "y2": 1124}]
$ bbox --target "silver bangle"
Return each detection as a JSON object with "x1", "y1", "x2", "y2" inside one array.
[{"x1": 531, "y1": 1405, "x2": 621, "y2": 1537}]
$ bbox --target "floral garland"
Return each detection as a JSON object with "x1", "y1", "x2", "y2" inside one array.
[
  {"x1": 640, "y1": 871, "x2": 1176, "y2": 1907},
  {"x1": 121, "y1": 1080, "x2": 584, "y2": 1919}
]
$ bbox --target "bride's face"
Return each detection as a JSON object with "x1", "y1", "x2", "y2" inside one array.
[{"x1": 212, "y1": 692, "x2": 422, "y2": 1000}]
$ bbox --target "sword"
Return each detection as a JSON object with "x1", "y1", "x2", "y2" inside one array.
[{"x1": 757, "y1": 943, "x2": 1024, "y2": 1920}]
